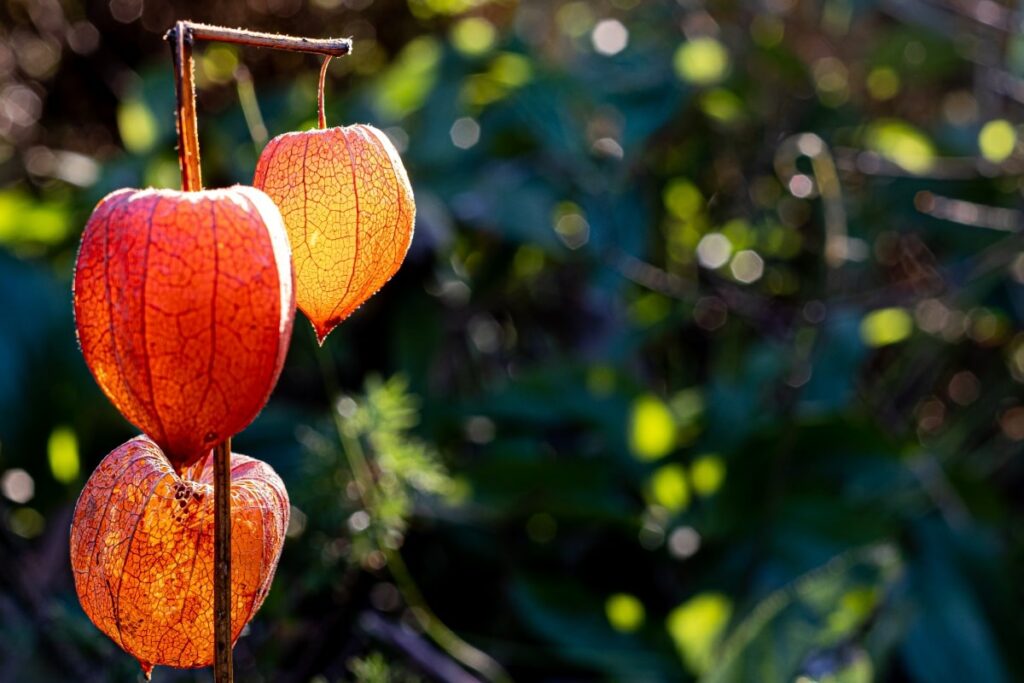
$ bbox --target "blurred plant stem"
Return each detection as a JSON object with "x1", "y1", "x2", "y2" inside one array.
[
  {"x1": 312, "y1": 332, "x2": 512, "y2": 683},
  {"x1": 774, "y1": 133, "x2": 847, "y2": 279},
  {"x1": 235, "y1": 65, "x2": 268, "y2": 147}
]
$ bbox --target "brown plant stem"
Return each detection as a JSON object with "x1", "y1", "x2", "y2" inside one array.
[
  {"x1": 318, "y1": 56, "x2": 332, "y2": 130},
  {"x1": 168, "y1": 21, "x2": 202, "y2": 193},
  {"x1": 186, "y1": 22, "x2": 353, "y2": 56},
  {"x1": 213, "y1": 439, "x2": 234, "y2": 682},
  {"x1": 163, "y1": 20, "x2": 352, "y2": 683}
]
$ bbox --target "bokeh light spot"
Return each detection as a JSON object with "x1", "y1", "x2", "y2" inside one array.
[
  {"x1": 556, "y1": 2, "x2": 595, "y2": 38},
  {"x1": 860, "y1": 307, "x2": 913, "y2": 347},
  {"x1": 489, "y1": 52, "x2": 532, "y2": 87},
  {"x1": 674, "y1": 37, "x2": 729, "y2": 86},
  {"x1": 553, "y1": 203, "x2": 590, "y2": 249},
  {"x1": 700, "y1": 88, "x2": 743, "y2": 123},
  {"x1": 730, "y1": 250, "x2": 765, "y2": 284},
  {"x1": 813, "y1": 57, "x2": 849, "y2": 107},
  {"x1": 668, "y1": 526, "x2": 701, "y2": 559},
  {"x1": 948, "y1": 371, "x2": 980, "y2": 406},
  {"x1": 48, "y1": 426, "x2": 79, "y2": 484},
  {"x1": 117, "y1": 98, "x2": 158, "y2": 154},
  {"x1": 201, "y1": 45, "x2": 239, "y2": 85},
  {"x1": 999, "y1": 406, "x2": 1024, "y2": 441},
  {"x1": 867, "y1": 66, "x2": 900, "y2": 100},
  {"x1": 9, "y1": 507, "x2": 44, "y2": 539},
  {"x1": 606, "y1": 593, "x2": 645, "y2": 632},
  {"x1": 690, "y1": 455, "x2": 725, "y2": 497},
  {"x1": 979, "y1": 119, "x2": 1016, "y2": 163},
  {"x1": 592, "y1": 19, "x2": 629, "y2": 56},
  {"x1": 1, "y1": 469, "x2": 34, "y2": 504},
  {"x1": 697, "y1": 233, "x2": 732, "y2": 269},
  {"x1": 649, "y1": 464, "x2": 690, "y2": 513},
  {"x1": 629, "y1": 395, "x2": 676, "y2": 461},
  {"x1": 866, "y1": 120, "x2": 935, "y2": 174},
  {"x1": 451, "y1": 17, "x2": 497, "y2": 56},
  {"x1": 663, "y1": 178, "x2": 704, "y2": 219},
  {"x1": 450, "y1": 116, "x2": 481, "y2": 149}
]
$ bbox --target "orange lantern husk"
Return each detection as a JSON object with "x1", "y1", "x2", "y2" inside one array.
[
  {"x1": 253, "y1": 124, "x2": 415, "y2": 343},
  {"x1": 73, "y1": 186, "x2": 295, "y2": 470},
  {"x1": 70, "y1": 435, "x2": 290, "y2": 675}
]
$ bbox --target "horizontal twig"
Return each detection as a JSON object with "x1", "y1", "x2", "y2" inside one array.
[{"x1": 165, "y1": 22, "x2": 352, "y2": 57}]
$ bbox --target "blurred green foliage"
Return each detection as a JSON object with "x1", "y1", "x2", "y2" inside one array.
[{"x1": 2, "y1": 0, "x2": 1024, "y2": 682}]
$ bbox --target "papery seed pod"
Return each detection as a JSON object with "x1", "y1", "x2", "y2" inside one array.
[
  {"x1": 73, "y1": 187, "x2": 295, "y2": 470},
  {"x1": 70, "y1": 435, "x2": 289, "y2": 676},
  {"x1": 253, "y1": 124, "x2": 415, "y2": 343}
]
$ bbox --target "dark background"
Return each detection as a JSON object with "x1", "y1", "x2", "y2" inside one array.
[{"x1": 2, "y1": 0, "x2": 1024, "y2": 681}]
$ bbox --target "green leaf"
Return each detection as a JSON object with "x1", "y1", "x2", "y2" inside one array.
[{"x1": 701, "y1": 545, "x2": 902, "y2": 683}]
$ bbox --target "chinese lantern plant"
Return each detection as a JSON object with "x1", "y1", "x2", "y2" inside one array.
[
  {"x1": 70, "y1": 435, "x2": 289, "y2": 676},
  {"x1": 70, "y1": 184, "x2": 295, "y2": 676},
  {"x1": 68, "y1": 23, "x2": 355, "y2": 681},
  {"x1": 73, "y1": 186, "x2": 295, "y2": 470},
  {"x1": 254, "y1": 57, "x2": 415, "y2": 344}
]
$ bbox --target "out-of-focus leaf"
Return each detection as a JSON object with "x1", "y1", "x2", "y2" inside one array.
[
  {"x1": 865, "y1": 119, "x2": 936, "y2": 174},
  {"x1": 702, "y1": 545, "x2": 902, "y2": 683},
  {"x1": 0, "y1": 190, "x2": 73, "y2": 248},
  {"x1": 117, "y1": 97, "x2": 158, "y2": 153},
  {"x1": 901, "y1": 521, "x2": 1012, "y2": 683},
  {"x1": 668, "y1": 592, "x2": 733, "y2": 675},
  {"x1": 373, "y1": 36, "x2": 442, "y2": 120}
]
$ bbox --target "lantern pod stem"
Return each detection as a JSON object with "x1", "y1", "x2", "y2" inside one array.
[{"x1": 318, "y1": 56, "x2": 333, "y2": 130}]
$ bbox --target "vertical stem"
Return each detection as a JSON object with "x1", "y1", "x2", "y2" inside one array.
[
  {"x1": 167, "y1": 21, "x2": 230, "y2": 682},
  {"x1": 213, "y1": 439, "x2": 234, "y2": 682},
  {"x1": 317, "y1": 55, "x2": 332, "y2": 130},
  {"x1": 169, "y1": 21, "x2": 202, "y2": 192}
]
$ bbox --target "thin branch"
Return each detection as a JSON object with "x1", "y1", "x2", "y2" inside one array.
[
  {"x1": 914, "y1": 191, "x2": 1022, "y2": 232},
  {"x1": 185, "y1": 22, "x2": 352, "y2": 56},
  {"x1": 213, "y1": 440, "x2": 234, "y2": 682},
  {"x1": 834, "y1": 147, "x2": 1022, "y2": 180},
  {"x1": 359, "y1": 611, "x2": 481, "y2": 683}
]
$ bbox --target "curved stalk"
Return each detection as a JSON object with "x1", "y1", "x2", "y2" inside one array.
[
  {"x1": 313, "y1": 336, "x2": 512, "y2": 683},
  {"x1": 318, "y1": 56, "x2": 333, "y2": 130}
]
